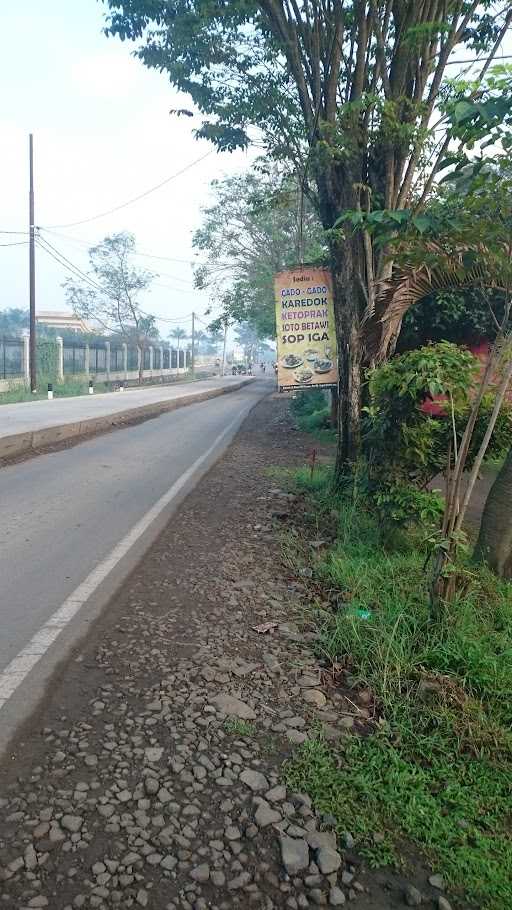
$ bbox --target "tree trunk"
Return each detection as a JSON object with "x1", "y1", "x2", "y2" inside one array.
[
  {"x1": 474, "y1": 447, "x2": 512, "y2": 578},
  {"x1": 329, "y1": 234, "x2": 366, "y2": 477}
]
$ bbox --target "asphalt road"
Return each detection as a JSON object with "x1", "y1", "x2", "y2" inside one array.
[{"x1": 0, "y1": 379, "x2": 271, "y2": 744}]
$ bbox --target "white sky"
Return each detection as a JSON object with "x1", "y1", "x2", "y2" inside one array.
[{"x1": 0, "y1": 0, "x2": 251, "y2": 338}]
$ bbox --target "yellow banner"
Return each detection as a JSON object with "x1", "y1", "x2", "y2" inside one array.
[{"x1": 274, "y1": 266, "x2": 338, "y2": 390}]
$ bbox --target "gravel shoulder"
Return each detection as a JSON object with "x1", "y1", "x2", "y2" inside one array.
[{"x1": 0, "y1": 394, "x2": 445, "y2": 910}]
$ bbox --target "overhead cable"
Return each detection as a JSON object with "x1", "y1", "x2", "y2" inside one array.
[{"x1": 40, "y1": 151, "x2": 214, "y2": 229}]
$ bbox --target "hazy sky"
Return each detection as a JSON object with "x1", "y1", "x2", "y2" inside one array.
[{"x1": 0, "y1": 1, "x2": 250, "y2": 337}]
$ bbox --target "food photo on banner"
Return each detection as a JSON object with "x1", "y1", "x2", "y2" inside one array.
[{"x1": 274, "y1": 266, "x2": 339, "y2": 391}]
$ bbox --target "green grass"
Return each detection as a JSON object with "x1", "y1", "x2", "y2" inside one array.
[
  {"x1": 289, "y1": 389, "x2": 336, "y2": 443},
  {"x1": 223, "y1": 718, "x2": 255, "y2": 737},
  {"x1": 0, "y1": 377, "x2": 109, "y2": 404},
  {"x1": 283, "y1": 468, "x2": 512, "y2": 910}
]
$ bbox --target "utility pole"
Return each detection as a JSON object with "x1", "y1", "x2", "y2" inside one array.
[
  {"x1": 29, "y1": 133, "x2": 37, "y2": 392},
  {"x1": 221, "y1": 319, "x2": 228, "y2": 376},
  {"x1": 191, "y1": 311, "x2": 196, "y2": 378}
]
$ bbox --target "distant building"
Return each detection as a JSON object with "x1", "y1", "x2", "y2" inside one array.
[{"x1": 36, "y1": 311, "x2": 93, "y2": 334}]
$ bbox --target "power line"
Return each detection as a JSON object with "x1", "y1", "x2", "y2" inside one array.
[
  {"x1": 0, "y1": 229, "x2": 29, "y2": 235},
  {"x1": 39, "y1": 151, "x2": 214, "y2": 230},
  {"x1": 38, "y1": 228, "x2": 198, "y2": 267},
  {"x1": 37, "y1": 236, "x2": 196, "y2": 325},
  {"x1": 39, "y1": 234, "x2": 199, "y2": 295},
  {"x1": 0, "y1": 240, "x2": 28, "y2": 247},
  {"x1": 36, "y1": 235, "x2": 105, "y2": 293}
]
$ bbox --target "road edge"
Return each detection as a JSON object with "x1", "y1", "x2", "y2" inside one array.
[{"x1": 0, "y1": 379, "x2": 253, "y2": 464}]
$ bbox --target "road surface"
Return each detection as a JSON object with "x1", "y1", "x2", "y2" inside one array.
[
  {"x1": 0, "y1": 379, "x2": 271, "y2": 751},
  {"x1": 0, "y1": 375, "x2": 246, "y2": 438}
]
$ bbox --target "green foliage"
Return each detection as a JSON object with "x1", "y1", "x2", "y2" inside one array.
[
  {"x1": 399, "y1": 289, "x2": 506, "y2": 349},
  {"x1": 64, "y1": 232, "x2": 156, "y2": 342},
  {"x1": 0, "y1": 308, "x2": 28, "y2": 334},
  {"x1": 36, "y1": 340, "x2": 59, "y2": 380},
  {"x1": 289, "y1": 389, "x2": 334, "y2": 441},
  {"x1": 364, "y1": 343, "x2": 511, "y2": 487},
  {"x1": 223, "y1": 718, "x2": 255, "y2": 737},
  {"x1": 194, "y1": 170, "x2": 326, "y2": 340},
  {"x1": 289, "y1": 388, "x2": 327, "y2": 417},
  {"x1": 283, "y1": 471, "x2": 512, "y2": 908},
  {"x1": 374, "y1": 484, "x2": 444, "y2": 529}
]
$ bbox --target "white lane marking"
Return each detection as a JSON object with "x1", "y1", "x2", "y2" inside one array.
[{"x1": 0, "y1": 405, "x2": 249, "y2": 711}]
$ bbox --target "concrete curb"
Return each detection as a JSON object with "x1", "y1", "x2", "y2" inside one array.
[{"x1": 0, "y1": 379, "x2": 253, "y2": 462}]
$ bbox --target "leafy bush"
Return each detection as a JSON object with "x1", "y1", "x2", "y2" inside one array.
[
  {"x1": 289, "y1": 388, "x2": 327, "y2": 417},
  {"x1": 364, "y1": 342, "x2": 511, "y2": 487},
  {"x1": 374, "y1": 483, "x2": 444, "y2": 528}
]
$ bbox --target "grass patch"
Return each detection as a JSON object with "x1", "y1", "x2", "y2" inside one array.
[
  {"x1": 283, "y1": 469, "x2": 512, "y2": 910},
  {"x1": 223, "y1": 718, "x2": 255, "y2": 737},
  {"x1": 0, "y1": 377, "x2": 109, "y2": 404},
  {"x1": 289, "y1": 389, "x2": 336, "y2": 443}
]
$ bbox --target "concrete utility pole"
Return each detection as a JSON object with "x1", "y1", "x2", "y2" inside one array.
[
  {"x1": 29, "y1": 133, "x2": 37, "y2": 392},
  {"x1": 191, "y1": 312, "x2": 196, "y2": 378}
]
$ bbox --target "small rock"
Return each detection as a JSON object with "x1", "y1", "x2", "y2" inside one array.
[
  {"x1": 27, "y1": 898, "x2": 49, "y2": 908},
  {"x1": 211, "y1": 694, "x2": 256, "y2": 720},
  {"x1": 404, "y1": 884, "x2": 423, "y2": 907},
  {"x1": 136, "y1": 890, "x2": 148, "y2": 908},
  {"x1": 266, "y1": 785, "x2": 286, "y2": 802},
  {"x1": 303, "y1": 689, "x2": 327, "y2": 708},
  {"x1": 438, "y1": 900, "x2": 452, "y2": 910},
  {"x1": 286, "y1": 729, "x2": 307, "y2": 745},
  {"x1": 316, "y1": 847, "x2": 342, "y2": 875},
  {"x1": 227, "y1": 871, "x2": 252, "y2": 890},
  {"x1": 340, "y1": 832, "x2": 355, "y2": 849},
  {"x1": 307, "y1": 831, "x2": 336, "y2": 851},
  {"x1": 240, "y1": 769, "x2": 269, "y2": 792},
  {"x1": 190, "y1": 863, "x2": 210, "y2": 883},
  {"x1": 279, "y1": 836, "x2": 309, "y2": 875},
  {"x1": 144, "y1": 747, "x2": 163, "y2": 763},
  {"x1": 329, "y1": 887, "x2": 346, "y2": 906},
  {"x1": 255, "y1": 800, "x2": 281, "y2": 827},
  {"x1": 211, "y1": 871, "x2": 226, "y2": 887},
  {"x1": 429, "y1": 874, "x2": 444, "y2": 890},
  {"x1": 297, "y1": 674, "x2": 320, "y2": 688},
  {"x1": 61, "y1": 816, "x2": 83, "y2": 834}
]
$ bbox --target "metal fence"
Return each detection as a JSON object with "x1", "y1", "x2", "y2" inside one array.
[
  {"x1": 143, "y1": 347, "x2": 151, "y2": 370},
  {"x1": 171, "y1": 349, "x2": 178, "y2": 369},
  {"x1": 110, "y1": 346, "x2": 124, "y2": 372},
  {"x1": 89, "y1": 344, "x2": 107, "y2": 373},
  {"x1": 127, "y1": 346, "x2": 139, "y2": 371},
  {"x1": 163, "y1": 348, "x2": 170, "y2": 369},
  {"x1": 153, "y1": 347, "x2": 161, "y2": 370},
  {"x1": 0, "y1": 336, "x2": 23, "y2": 379},
  {"x1": 63, "y1": 342, "x2": 86, "y2": 374}
]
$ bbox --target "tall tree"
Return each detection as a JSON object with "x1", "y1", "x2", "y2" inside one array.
[
  {"x1": 64, "y1": 232, "x2": 157, "y2": 383},
  {"x1": 194, "y1": 170, "x2": 325, "y2": 339},
  {"x1": 0, "y1": 308, "x2": 29, "y2": 335},
  {"x1": 105, "y1": 1, "x2": 512, "y2": 469}
]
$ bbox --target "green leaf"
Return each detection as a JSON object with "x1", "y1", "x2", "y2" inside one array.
[
  {"x1": 412, "y1": 215, "x2": 432, "y2": 234},
  {"x1": 453, "y1": 100, "x2": 476, "y2": 125}
]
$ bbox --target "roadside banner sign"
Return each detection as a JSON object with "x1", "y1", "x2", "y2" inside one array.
[{"x1": 274, "y1": 265, "x2": 338, "y2": 391}]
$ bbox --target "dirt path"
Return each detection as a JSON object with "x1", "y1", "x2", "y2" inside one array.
[{"x1": 0, "y1": 395, "x2": 447, "y2": 910}]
